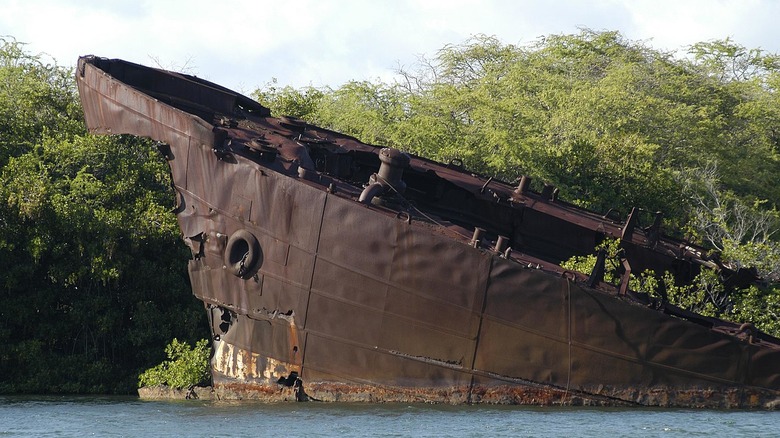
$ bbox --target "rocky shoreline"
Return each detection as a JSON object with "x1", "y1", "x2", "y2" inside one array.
[{"x1": 138, "y1": 385, "x2": 214, "y2": 400}]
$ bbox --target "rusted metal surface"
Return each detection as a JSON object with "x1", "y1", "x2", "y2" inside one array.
[{"x1": 76, "y1": 56, "x2": 780, "y2": 408}]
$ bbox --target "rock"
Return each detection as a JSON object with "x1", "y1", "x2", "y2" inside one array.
[{"x1": 138, "y1": 385, "x2": 214, "y2": 400}]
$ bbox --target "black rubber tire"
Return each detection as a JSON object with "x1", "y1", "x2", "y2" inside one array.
[{"x1": 224, "y1": 229, "x2": 262, "y2": 279}]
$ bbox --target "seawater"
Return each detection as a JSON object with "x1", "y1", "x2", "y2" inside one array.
[{"x1": 1, "y1": 396, "x2": 778, "y2": 437}]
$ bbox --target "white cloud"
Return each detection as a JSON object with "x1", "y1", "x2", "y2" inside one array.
[
  {"x1": 619, "y1": 0, "x2": 780, "y2": 53},
  {"x1": 2, "y1": 0, "x2": 780, "y2": 92}
]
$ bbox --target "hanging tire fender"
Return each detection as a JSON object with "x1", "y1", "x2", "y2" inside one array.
[{"x1": 223, "y1": 229, "x2": 262, "y2": 279}]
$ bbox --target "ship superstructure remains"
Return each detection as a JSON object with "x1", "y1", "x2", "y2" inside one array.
[{"x1": 76, "y1": 56, "x2": 780, "y2": 408}]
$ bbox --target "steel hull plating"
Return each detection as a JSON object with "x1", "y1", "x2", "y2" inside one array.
[{"x1": 76, "y1": 56, "x2": 780, "y2": 408}]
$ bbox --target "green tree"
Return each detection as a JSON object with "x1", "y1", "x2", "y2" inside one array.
[
  {"x1": 0, "y1": 38, "x2": 208, "y2": 394},
  {"x1": 138, "y1": 339, "x2": 211, "y2": 389},
  {"x1": 686, "y1": 38, "x2": 780, "y2": 204},
  {"x1": 253, "y1": 79, "x2": 325, "y2": 119},
  {"x1": 0, "y1": 38, "x2": 83, "y2": 165}
]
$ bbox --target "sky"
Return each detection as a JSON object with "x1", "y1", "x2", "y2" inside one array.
[{"x1": 2, "y1": 0, "x2": 780, "y2": 94}]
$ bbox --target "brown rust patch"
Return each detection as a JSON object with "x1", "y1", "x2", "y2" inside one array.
[
  {"x1": 213, "y1": 382, "x2": 300, "y2": 402},
  {"x1": 210, "y1": 377, "x2": 780, "y2": 408}
]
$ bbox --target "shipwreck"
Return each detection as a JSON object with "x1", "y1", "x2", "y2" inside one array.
[{"x1": 76, "y1": 56, "x2": 779, "y2": 408}]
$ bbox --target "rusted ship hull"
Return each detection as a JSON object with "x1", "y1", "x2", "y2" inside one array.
[{"x1": 76, "y1": 56, "x2": 780, "y2": 408}]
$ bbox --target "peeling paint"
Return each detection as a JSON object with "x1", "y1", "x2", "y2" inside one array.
[{"x1": 213, "y1": 339, "x2": 299, "y2": 384}]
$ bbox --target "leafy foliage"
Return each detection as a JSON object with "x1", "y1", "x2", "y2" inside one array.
[
  {"x1": 730, "y1": 286, "x2": 780, "y2": 337},
  {"x1": 561, "y1": 237, "x2": 778, "y2": 336},
  {"x1": 0, "y1": 38, "x2": 208, "y2": 394},
  {"x1": 560, "y1": 238, "x2": 623, "y2": 285},
  {"x1": 253, "y1": 78, "x2": 324, "y2": 120},
  {"x1": 138, "y1": 339, "x2": 211, "y2": 389},
  {"x1": 0, "y1": 38, "x2": 83, "y2": 165}
]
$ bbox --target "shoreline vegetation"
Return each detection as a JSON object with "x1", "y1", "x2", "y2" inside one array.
[
  {"x1": 1, "y1": 30, "x2": 779, "y2": 395},
  {"x1": 137, "y1": 339, "x2": 211, "y2": 391}
]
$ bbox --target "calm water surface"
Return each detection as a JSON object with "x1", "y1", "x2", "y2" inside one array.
[{"x1": 1, "y1": 396, "x2": 778, "y2": 437}]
